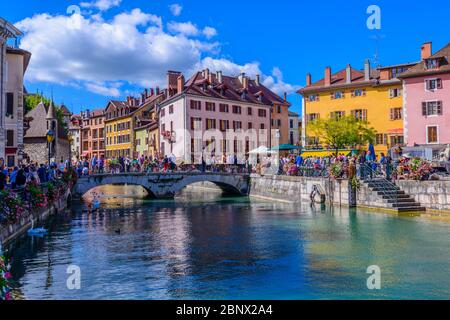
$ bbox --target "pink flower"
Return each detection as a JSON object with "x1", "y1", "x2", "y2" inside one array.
[
  {"x1": 4, "y1": 272, "x2": 11, "y2": 279},
  {"x1": 5, "y1": 292, "x2": 12, "y2": 300}
]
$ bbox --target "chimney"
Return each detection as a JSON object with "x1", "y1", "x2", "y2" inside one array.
[
  {"x1": 204, "y1": 68, "x2": 210, "y2": 79},
  {"x1": 255, "y1": 74, "x2": 261, "y2": 86},
  {"x1": 177, "y1": 74, "x2": 185, "y2": 94},
  {"x1": 324, "y1": 67, "x2": 331, "y2": 86},
  {"x1": 346, "y1": 64, "x2": 352, "y2": 84},
  {"x1": 141, "y1": 93, "x2": 145, "y2": 104},
  {"x1": 217, "y1": 71, "x2": 223, "y2": 84},
  {"x1": 242, "y1": 76, "x2": 249, "y2": 90},
  {"x1": 238, "y1": 72, "x2": 246, "y2": 84},
  {"x1": 421, "y1": 42, "x2": 432, "y2": 60},
  {"x1": 144, "y1": 89, "x2": 148, "y2": 98},
  {"x1": 150, "y1": 88, "x2": 154, "y2": 96},
  {"x1": 284, "y1": 92, "x2": 287, "y2": 102},
  {"x1": 306, "y1": 73, "x2": 312, "y2": 86},
  {"x1": 156, "y1": 86, "x2": 160, "y2": 95},
  {"x1": 364, "y1": 59, "x2": 371, "y2": 81}
]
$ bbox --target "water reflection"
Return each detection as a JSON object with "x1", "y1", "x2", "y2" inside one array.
[{"x1": 6, "y1": 185, "x2": 450, "y2": 300}]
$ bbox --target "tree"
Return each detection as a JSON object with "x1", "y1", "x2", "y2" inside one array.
[
  {"x1": 307, "y1": 116, "x2": 376, "y2": 156},
  {"x1": 24, "y1": 93, "x2": 51, "y2": 114}
]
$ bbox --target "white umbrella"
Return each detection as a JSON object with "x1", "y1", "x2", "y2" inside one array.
[{"x1": 248, "y1": 146, "x2": 276, "y2": 154}]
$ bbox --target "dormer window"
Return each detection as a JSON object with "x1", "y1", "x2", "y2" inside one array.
[{"x1": 425, "y1": 59, "x2": 439, "y2": 70}]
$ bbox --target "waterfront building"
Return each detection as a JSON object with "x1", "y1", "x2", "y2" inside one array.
[
  {"x1": 0, "y1": 18, "x2": 30, "y2": 167},
  {"x1": 158, "y1": 69, "x2": 277, "y2": 163},
  {"x1": 132, "y1": 90, "x2": 165, "y2": 158},
  {"x1": 398, "y1": 42, "x2": 450, "y2": 154},
  {"x1": 298, "y1": 60, "x2": 417, "y2": 155},
  {"x1": 288, "y1": 111, "x2": 300, "y2": 146},
  {"x1": 80, "y1": 109, "x2": 105, "y2": 160},
  {"x1": 68, "y1": 114, "x2": 82, "y2": 161},
  {"x1": 104, "y1": 98, "x2": 139, "y2": 158},
  {"x1": 23, "y1": 101, "x2": 70, "y2": 164}
]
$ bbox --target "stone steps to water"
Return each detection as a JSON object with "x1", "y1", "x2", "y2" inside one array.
[{"x1": 363, "y1": 177, "x2": 426, "y2": 213}]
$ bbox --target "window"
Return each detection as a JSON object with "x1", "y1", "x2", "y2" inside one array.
[
  {"x1": 169, "y1": 105, "x2": 174, "y2": 114},
  {"x1": 190, "y1": 100, "x2": 201, "y2": 110},
  {"x1": 389, "y1": 88, "x2": 402, "y2": 98},
  {"x1": 351, "y1": 109, "x2": 368, "y2": 121},
  {"x1": 6, "y1": 130, "x2": 14, "y2": 147},
  {"x1": 248, "y1": 122, "x2": 253, "y2": 130},
  {"x1": 375, "y1": 134, "x2": 386, "y2": 145},
  {"x1": 390, "y1": 136, "x2": 404, "y2": 146},
  {"x1": 276, "y1": 105, "x2": 281, "y2": 113},
  {"x1": 425, "y1": 79, "x2": 443, "y2": 91},
  {"x1": 391, "y1": 67, "x2": 408, "y2": 78},
  {"x1": 233, "y1": 121, "x2": 242, "y2": 130},
  {"x1": 232, "y1": 105, "x2": 242, "y2": 114},
  {"x1": 206, "y1": 119, "x2": 216, "y2": 130},
  {"x1": 306, "y1": 113, "x2": 320, "y2": 123},
  {"x1": 277, "y1": 119, "x2": 282, "y2": 126},
  {"x1": 390, "y1": 108, "x2": 403, "y2": 120},
  {"x1": 205, "y1": 102, "x2": 216, "y2": 111},
  {"x1": 422, "y1": 101, "x2": 443, "y2": 116},
  {"x1": 427, "y1": 126, "x2": 438, "y2": 144},
  {"x1": 290, "y1": 119, "x2": 294, "y2": 129},
  {"x1": 247, "y1": 107, "x2": 253, "y2": 116},
  {"x1": 219, "y1": 120, "x2": 229, "y2": 132},
  {"x1": 331, "y1": 91, "x2": 344, "y2": 99},
  {"x1": 425, "y1": 59, "x2": 439, "y2": 70},
  {"x1": 6, "y1": 93, "x2": 13, "y2": 117},
  {"x1": 260, "y1": 124, "x2": 265, "y2": 130},
  {"x1": 258, "y1": 109, "x2": 267, "y2": 117},
  {"x1": 219, "y1": 104, "x2": 229, "y2": 113},
  {"x1": 330, "y1": 111, "x2": 345, "y2": 119},
  {"x1": 190, "y1": 117, "x2": 202, "y2": 130},
  {"x1": 308, "y1": 95, "x2": 319, "y2": 102},
  {"x1": 352, "y1": 89, "x2": 365, "y2": 97},
  {"x1": 7, "y1": 155, "x2": 15, "y2": 168}
]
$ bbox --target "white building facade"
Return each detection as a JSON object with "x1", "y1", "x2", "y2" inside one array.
[{"x1": 159, "y1": 70, "x2": 276, "y2": 164}]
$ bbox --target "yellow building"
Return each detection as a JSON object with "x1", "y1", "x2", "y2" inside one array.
[
  {"x1": 104, "y1": 99, "x2": 138, "y2": 158},
  {"x1": 105, "y1": 90, "x2": 165, "y2": 159},
  {"x1": 298, "y1": 61, "x2": 416, "y2": 155}
]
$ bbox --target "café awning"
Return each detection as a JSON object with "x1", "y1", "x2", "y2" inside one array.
[
  {"x1": 301, "y1": 150, "x2": 352, "y2": 158},
  {"x1": 271, "y1": 144, "x2": 301, "y2": 151}
]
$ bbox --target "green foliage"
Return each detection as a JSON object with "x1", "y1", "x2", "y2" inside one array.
[
  {"x1": 24, "y1": 93, "x2": 68, "y2": 130},
  {"x1": 24, "y1": 93, "x2": 51, "y2": 114},
  {"x1": 307, "y1": 116, "x2": 377, "y2": 155}
]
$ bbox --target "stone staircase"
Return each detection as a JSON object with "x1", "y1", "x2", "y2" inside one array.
[{"x1": 364, "y1": 177, "x2": 426, "y2": 213}]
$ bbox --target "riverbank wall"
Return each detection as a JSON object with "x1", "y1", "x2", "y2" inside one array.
[
  {"x1": 0, "y1": 189, "x2": 71, "y2": 246},
  {"x1": 397, "y1": 180, "x2": 450, "y2": 213},
  {"x1": 249, "y1": 174, "x2": 352, "y2": 207},
  {"x1": 249, "y1": 174, "x2": 450, "y2": 214}
]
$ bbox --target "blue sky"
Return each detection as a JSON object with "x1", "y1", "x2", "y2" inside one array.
[{"x1": 3, "y1": 0, "x2": 450, "y2": 115}]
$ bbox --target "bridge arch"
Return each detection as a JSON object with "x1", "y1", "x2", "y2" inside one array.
[{"x1": 74, "y1": 173, "x2": 249, "y2": 199}]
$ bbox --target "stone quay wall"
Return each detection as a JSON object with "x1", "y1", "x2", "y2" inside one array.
[
  {"x1": 0, "y1": 189, "x2": 71, "y2": 246},
  {"x1": 397, "y1": 180, "x2": 450, "y2": 212},
  {"x1": 249, "y1": 174, "x2": 352, "y2": 207}
]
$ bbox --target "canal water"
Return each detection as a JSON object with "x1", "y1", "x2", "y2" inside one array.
[{"x1": 5, "y1": 185, "x2": 450, "y2": 300}]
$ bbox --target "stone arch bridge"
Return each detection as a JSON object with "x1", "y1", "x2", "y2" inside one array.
[{"x1": 74, "y1": 172, "x2": 250, "y2": 199}]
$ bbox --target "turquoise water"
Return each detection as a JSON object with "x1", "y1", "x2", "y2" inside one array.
[{"x1": 6, "y1": 186, "x2": 450, "y2": 300}]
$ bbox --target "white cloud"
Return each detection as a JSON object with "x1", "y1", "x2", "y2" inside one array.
[
  {"x1": 202, "y1": 26, "x2": 217, "y2": 39},
  {"x1": 167, "y1": 21, "x2": 199, "y2": 36},
  {"x1": 80, "y1": 0, "x2": 122, "y2": 11},
  {"x1": 262, "y1": 67, "x2": 302, "y2": 95},
  {"x1": 85, "y1": 82, "x2": 121, "y2": 97},
  {"x1": 169, "y1": 4, "x2": 183, "y2": 17},
  {"x1": 16, "y1": 8, "x2": 299, "y2": 98}
]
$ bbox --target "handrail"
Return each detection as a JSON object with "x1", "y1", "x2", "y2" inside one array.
[{"x1": 361, "y1": 163, "x2": 399, "y2": 206}]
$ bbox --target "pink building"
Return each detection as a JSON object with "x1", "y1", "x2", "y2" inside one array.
[
  {"x1": 159, "y1": 69, "x2": 281, "y2": 164},
  {"x1": 400, "y1": 42, "x2": 450, "y2": 149}
]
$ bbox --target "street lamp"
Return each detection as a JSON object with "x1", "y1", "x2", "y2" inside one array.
[
  {"x1": 46, "y1": 129, "x2": 55, "y2": 166},
  {"x1": 68, "y1": 133, "x2": 73, "y2": 169}
]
